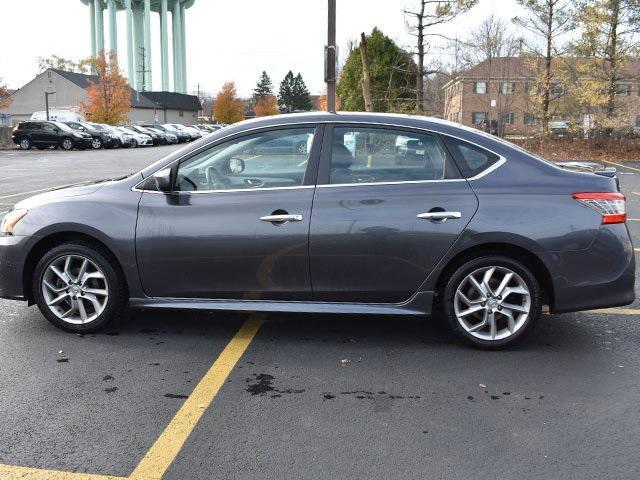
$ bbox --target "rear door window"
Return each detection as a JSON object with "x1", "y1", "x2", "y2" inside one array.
[
  {"x1": 442, "y1": 136, "x2": 501, "y2": 178},
  {"x1": 327, "y1": 127, "x2": 460, "y2": 185}
]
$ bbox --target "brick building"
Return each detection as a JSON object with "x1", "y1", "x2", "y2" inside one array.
[{"x1": 443, "y1": 56, "x2": 640, "y2": 136}]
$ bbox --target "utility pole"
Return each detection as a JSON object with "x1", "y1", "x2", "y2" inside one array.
[
  {"x1": 326, "y1": 0, "x2": 336, "y2": 112},
  {"x1": 137, "y1": 46, "x2": 151, "y2": 92},
  {"x1": 44, "y1": 91, "x2": 56, "y2": 121}
]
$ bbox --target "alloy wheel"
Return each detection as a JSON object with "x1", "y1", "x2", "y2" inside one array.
[
  {"x1": 92, "y1": 138, "x2": 102, "y2": 149},
  {"x1": 62, "y1": 139, "x2": 73, "y2": 150},
  {"x1": 453, "y1": 266, "x2": 531, "y2": 341},
  {"x1": 20, "y1": 139, "x2": 30, "y2": 149},
  {"x1": 41, "y1": 255, "x2": 109, "y2": 324}
]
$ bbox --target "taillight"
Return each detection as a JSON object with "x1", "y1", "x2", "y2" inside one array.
[{"x1": 573, "y1": 192, "x2": 626, "y2": 224}]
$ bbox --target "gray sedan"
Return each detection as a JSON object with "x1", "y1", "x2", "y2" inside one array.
[{"x1": 0, "y1": 112, "x2": 634, "y2": 348}]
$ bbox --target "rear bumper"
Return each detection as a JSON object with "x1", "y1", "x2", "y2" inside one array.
[
  {"x1": 541, "y1": 224, "x2": 636, "y2": 314},
  {"x1": 0, "y1": 235, "x2": 32, "y2": 301}
]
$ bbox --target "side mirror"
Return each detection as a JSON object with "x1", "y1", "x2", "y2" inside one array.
[{"x1": 153, "y1": 168, "x2": 172, "y2": 192}]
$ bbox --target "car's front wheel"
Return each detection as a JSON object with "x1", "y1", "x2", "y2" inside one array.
[
  {"x1": 442, "y1": 255, "x2": 542, "y2": 349},
  {"x1": 60, "y1": 138, "x2": 74, "y2": 150},
  {"x1": 33, "y1": 243, "x2": 126, "y2": 333},
  {"x1": 91, "y1": 137, "x2": 103, "y2": 149}
]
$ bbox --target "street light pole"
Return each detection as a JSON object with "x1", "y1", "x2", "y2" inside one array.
[
  {"x1": 44, "y1": 92, "x2": 56, "y2": 121},
  {"x1": 326, "y1": 0, "x2": 336, "y2": 112}
]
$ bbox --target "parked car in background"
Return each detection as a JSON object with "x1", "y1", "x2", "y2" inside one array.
[
  {"x1": 1, "y1": 113, "x2": 633, "y2": 349},
  {"x1": 30, "y1": 109, "x2": 84, "y2": 122},
  {"x1": 12, "y1": 121, "x2": 93, "y2": 150},
  {"x1": 191, "y1": 125, "x2": 214, "y2": 135},
  {"x1": 549, "y1": 120, "x2": 571, "y2": 137},
  {"x1": 146, "y1": 127, "x2": 178, "y2": 144},
  {"x1": 143, "y1": 124, "x2": 191, "y2": 143},
  {"x1": 96, "y1": 124, "x2": 136, "y2": 148},
  {"x1": 123, "y1": 125, "x2": 164, "y2": 145},
  {"x1": 166, "y1": 124, "x2": 202, "y2": 140},
  {"x1": 115, "y1": 126, "x2": 152, "y2": 147},
  {"x1": 65, "y1": 121, "x2": 118, "y2": 149}
]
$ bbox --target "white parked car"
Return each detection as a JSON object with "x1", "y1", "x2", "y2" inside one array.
[
  {"x1": 115, "y1": 126, "x2": 152, "y2": 147},
  {"x1": 97, "y1": 124, "x2": 136, "y2": 148},
  {"x1": 166, "y1": 124, "x2": 202, "y2": 140}
]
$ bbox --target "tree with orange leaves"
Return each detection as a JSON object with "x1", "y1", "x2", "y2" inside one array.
[
  {"x1": 0, "y1": 78, "x2": 11, "y2": 110},
  {"x1": 253, "y1": 95, "x2": 279, "y2": 117},
  {"x1": 82, "y1": 51, "x2": 131, "y2": 124},
  {"x1": 317, "y1": 92, "x2": 341, "y2": 111},
  {"x1": 213, "y1": 82, "x2": 245, "y2": 124}
]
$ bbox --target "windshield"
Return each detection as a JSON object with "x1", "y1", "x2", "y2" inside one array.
[
  {"x1": 86, "y1": 122, "x2": 106, "y2": 131},
  {"x1": 52, "y1": 121, "x2": 74, "y2": 132}
]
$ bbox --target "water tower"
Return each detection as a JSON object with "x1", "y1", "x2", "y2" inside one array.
[{"x1": 79, "y1": 0, "x2": 195, "y2": 93}]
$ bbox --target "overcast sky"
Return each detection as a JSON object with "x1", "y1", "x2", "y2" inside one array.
[{"x1": 0, "y1": 0, "x2": 525, "y2": 97}]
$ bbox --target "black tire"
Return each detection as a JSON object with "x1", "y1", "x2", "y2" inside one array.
[
  {"x1": 60, "y1": 137, "x2": 74, "y2": 150},
  {"x1": 442, "y1": 255, "x2": 542, "y2": 349},
  {"x1": 32, "y1": 242, "x2": 127, "y2": 333},
  {"x1": 91, "y1": 137, "x2": 103, "y2": 149},
  {"x1": 19, "y1": 138, "x2": 32, "y2": 150}
]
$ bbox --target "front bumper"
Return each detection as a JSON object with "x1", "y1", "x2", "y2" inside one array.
[
  {"x1": 0, "y1": 235, "x2": 32, "y2": 301},
  {"x1": 541, "y1": 224, "x2": 636, "y2": 313},
  {"x1": 75, "y1": 137, "x2": 94, "y2": 148}
]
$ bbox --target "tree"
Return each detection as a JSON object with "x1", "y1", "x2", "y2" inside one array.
[
  {"x1": 404, "y1": 0, "x2": 478, "y2": 112},
  {"x1": 278, "y1": 71, "x2": 296, "y2": 112},
  {"x1": 513, "y1": 0, "x2": 575, "y2": 135},
  {"x1": 37, "y1": 54, "x2": 92, "y2": 74},
  {"x1": 337, "y1": 28, "x2": 417, "y2": 112},
  {"x1": 81, "y1": 51, "x2": 131, "y2": 125},
  {"x1": 0, "y1": 79, "x2": 11, "y2": 110},
  {"x1": 213, "y1": 81, "x2": 245, "y2": 124},
  {"x1": 572, "y1": 0, "x2": 640, "y2": 121},
  {"x1": 466, "y1": 15, "x2": 521, "y2": 135},
  {"x1": 291, "y1": 73, "x2": 312, "y2": 111},
  {"x1": 253, "y1": 71, "x2": 274, "y2": 100},
  {"x1": 254, "y1": 95, "x2": 279, "y2": 116}
]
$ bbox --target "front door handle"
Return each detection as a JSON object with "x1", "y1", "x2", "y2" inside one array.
[
  {"x1": 260, "y1": 214, "x2": 303, "y2": 223},
  {"x1": 417, "y1": 211, "x2": 462, "y2": 221}
]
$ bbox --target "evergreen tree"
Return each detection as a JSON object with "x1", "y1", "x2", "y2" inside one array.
[
  {"x1": 292, "y1": 73, "x2": 313, "y2": 111},
  {"x1": 253, "y1": 71, "x2": 274, "y2": 100},
  {"x1": 278, "y1": 71, "x2": 296, "y2": 112}
]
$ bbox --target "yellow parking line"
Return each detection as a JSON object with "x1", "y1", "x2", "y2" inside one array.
[
  {"x1": 588, "y1": 308, "x2": 640, "y2": 315},
  {"x1": 0, "y1": 464, "x2": 127, "y2": 480},
  {"x1": 601, "y1": 160, "x2": 640, "y2": 173},
  {"x1": 129, "y1": 314, "x2": 264, "y2": 480}
]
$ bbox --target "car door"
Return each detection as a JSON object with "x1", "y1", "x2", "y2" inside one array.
[
  {"x1": 41, "y1": 122, "x2": 59, "y2": 145},
  {"x1": 309, "y1": 124, "x2": 479, "y2": 304},
  {"x1": 135, "y1": 125, "x2": 323, "y2": 300},
  {"x1": 28, "y1": 122, "x2": 45, "y2": 144}
]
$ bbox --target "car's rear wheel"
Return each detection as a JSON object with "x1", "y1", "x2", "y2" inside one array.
[
  {"x1": 442, "y1": 255, "x2": 542, "y2": 349},
  {"x1": 60, "y1": 138, "x2": 74, "y2": 150},
  {"x1": 33, "y1": 243, "x2": 126, "y2": 333},
  {"x1": 19, "y1": 138, "x2": 32, "y2": 150},
  {"x1": 91, "y1": 137, "x2": 103, "y2": 149}
]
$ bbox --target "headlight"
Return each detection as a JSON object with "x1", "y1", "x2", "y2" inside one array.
[{"x1": 0, "y1": 209, "x2": 28, "y2": 236}]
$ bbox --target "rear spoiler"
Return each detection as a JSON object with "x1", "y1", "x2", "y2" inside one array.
[{"x1": 556, "y1": 161, "x2": 619, "y2": 189}]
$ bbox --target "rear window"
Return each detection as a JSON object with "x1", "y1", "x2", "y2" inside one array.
[
  {"x1": 18, "y1": 122, "x2": 41, "y2": 130},
  {"x1": 442, "y1": 136, "x2": 501, "y2": 178}
]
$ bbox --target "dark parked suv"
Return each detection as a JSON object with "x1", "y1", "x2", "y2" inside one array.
[
  {"x1": 65, "y1": 121, "x2": 118, "y2": 149},
  {"x1": 12, "y1": 121, "x2": 93, "y2": 150},
  {"x1": 0, "y1": 113, "x2": 634, "y2": 349}
]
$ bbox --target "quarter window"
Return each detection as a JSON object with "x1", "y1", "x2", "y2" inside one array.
[
  {"x1": 173, "y1": 127, "x2": 315, "y2": 192},
  {"x1": 442, "y1": 136, "x2": 501, "y2": 178},
  {"x1": 328, "y1": 127, "x2": 460, "y2": 185}
]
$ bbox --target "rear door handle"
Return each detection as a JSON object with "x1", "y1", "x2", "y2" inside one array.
[
  {"x1": 417, "y1": 211, "x2": 462, "y2": 220},
  {"x1": 260, "y1": 214, "x2": 303, "y2": 223}
]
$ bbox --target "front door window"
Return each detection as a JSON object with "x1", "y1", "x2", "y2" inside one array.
[{"x1": 174, "y1": 127, "x2": 315, "y2": 192}]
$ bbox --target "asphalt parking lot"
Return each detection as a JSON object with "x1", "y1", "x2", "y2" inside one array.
[{"x1": 1, "y1": 147, "x2": 640, "y2": 480}]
